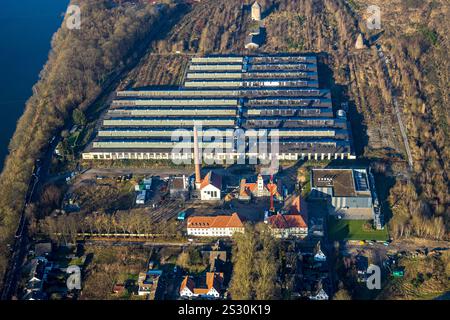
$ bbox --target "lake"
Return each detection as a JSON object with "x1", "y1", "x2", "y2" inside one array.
[{"x1": 0, "y1": 0, "x2": 68, "y2": 171}]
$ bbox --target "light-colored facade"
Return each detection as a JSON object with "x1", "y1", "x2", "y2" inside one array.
[
  {"x1": 251, "y1": 2, "x2": 262, "y2": 21},
  {"x1": 310, "y1": 168, "x2": 382, "y2": 226},
  {"x1": 82, "y1": 55, "x2": 356, "y2": 162},
  {"x1": 187, "y1": 213, "x2": 244, "y2": 238},
  {"x1": 179, "y1": 272, "x2": 223, "y2": 299},
  {"x1": 266, "y1": 213, "x2": 308, "y2": 239},
  {"x1": 200, "y1": 184, "x2": 221, "y2": 201},
  {"x1": 199, "y1": 171, "x2": 222, "y2": 201},
  {"x1": 83, "y1": 150, "x2": 355, "y2": 161}
]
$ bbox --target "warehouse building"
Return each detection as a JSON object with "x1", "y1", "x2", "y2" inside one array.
[
  {"x1": 83, "y1": 55, "x2": 355, "y2": 162},
  {"x1": 309, "y1": 168, "x2": 383, "y2": 228}
]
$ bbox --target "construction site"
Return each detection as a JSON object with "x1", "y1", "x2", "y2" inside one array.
[{"x1": 82, "y1": 55, "x2": 355, "y2": 163}]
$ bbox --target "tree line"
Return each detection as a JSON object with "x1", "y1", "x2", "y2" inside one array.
[
  {"x1": 0, "y1": 0, "x2": 182, "y2": 288},
  {"x1": 377, "y1": 0, "x2": 449, "y2": 240},
  {"x1": 38, "y1": 209, "x2": 179, "y2": 244}
]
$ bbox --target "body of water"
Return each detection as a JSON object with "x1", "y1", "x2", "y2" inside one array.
[{"x1": 0, "y1": 0, "x2": 68, "y2": 171}]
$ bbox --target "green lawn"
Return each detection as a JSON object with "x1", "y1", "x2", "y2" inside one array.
[{"x1": 328, "y1": 218, "x2": 389, "y2": 241}]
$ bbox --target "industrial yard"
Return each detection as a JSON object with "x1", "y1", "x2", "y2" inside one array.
[{"x1": 2, "y1": 0, "x2": 447, "y2": 306}]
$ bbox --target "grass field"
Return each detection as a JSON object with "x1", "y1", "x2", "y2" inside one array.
[
  {"x1": 328, "y1": 218, "x2": 389, "y2": 241},
  {"x1": 378, "y1": 251, "x2": 450, "y2": 300}
]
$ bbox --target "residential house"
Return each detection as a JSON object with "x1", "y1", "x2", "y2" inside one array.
[
  {"x1": 265, "y1": 195, "x2": 308, "y2": 238},
  {"x1": 187, "y1": 213, "x2": 244, "y2": 238},
  {"x1": 266, "y1": 213, "x2": 308, "y2": 239},
  {"x1": 112, "y1": 283, "x2": 126, "y2": 295},
  {"x1": 200, "y1": 171, "x2": 222, "y2": 201},
  {"x1": 309, "y1": 288, "x2": 329, "y2": 300},
  {"x1": 314, "y1": 241, "x2": 327, "y2": 262},
  {"x1": 26, "y1": 258, "x2": 47, "y2": 292},
  {"x1": 22, "y1": 291, "x2": 47, "y2": 300},
  {"x1": 179, "y1": 272, "x2": 224, "y2": 299},
  {"x1": 137, "y1": 269, "x2": 163, "y2": 297},
  {"x1": 23, "y1": 257, "x2": 49, "y2": 300}
]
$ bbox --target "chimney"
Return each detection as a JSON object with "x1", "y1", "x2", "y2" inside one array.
[
  {"x1": 193, "y1": 126, "x2": 201, "y2": 189},
  {"x1": 270, "y1": 191, "x2": 275, "y2": 213}
]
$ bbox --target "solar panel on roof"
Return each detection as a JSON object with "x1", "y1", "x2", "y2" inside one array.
[{"x1": 354, "y1": 170, "x2": 369, "y2": 191}]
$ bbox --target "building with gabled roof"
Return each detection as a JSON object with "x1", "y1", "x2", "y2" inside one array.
[
  {"x1": 169, "y1": 175, "x2": 190, "y2": 200},
  {"x1": 187, "y1": 213, "x2": 244, "y2": 237},
  {"x1": 266, "y1": 213, "x2": 308, "y2": 239},
  {"x1": 239, "y1": 174, "x2": 282, "y2": 200},
  {"x1": 199, "y1": 171, "x2": 222, "y2": 201},
  {"x1": 137, "y1": 269, "x2": 163, "y2": 297},
  {"x1": 314, "y1": 241, "x2": 326, "y2": 262},
  {"x1": 265, "y1": 195, "x2": 308, "y2": 239},
  {"x1": 179, "y1": 272, "x2": 224, "y2": 299},
  {"x1": 309, "y1": 287, "x2": 329, "y2": 300},
  {"x1": 251, "y1": 1, "x2": 262, "y2": 21}
]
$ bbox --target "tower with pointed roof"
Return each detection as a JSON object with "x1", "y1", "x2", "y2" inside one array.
[{"x1": 251, "y1": 1, "x2": 262, "y2": 21}]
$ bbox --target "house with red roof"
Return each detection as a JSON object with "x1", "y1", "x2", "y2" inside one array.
[
  {"x1": 239, "y1": 174, "x2": 282, "y2": 201},
  {"x1": 179, "y1": 272, "x2": 224, "y2": 299},
  {"x1": 187, "y1": 213, "x2": 244, "y2": 237},
  {"x1": 200, "y1": 171, "x2": 222, "y2": 201},
  {"x1": 265, "y1": 195, "x2": 308, "y2": 239}
]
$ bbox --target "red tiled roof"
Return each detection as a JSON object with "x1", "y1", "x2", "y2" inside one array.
[
  {"x1": 180, "y1": 272, "x2": 223, "y2": 294},
  {"x1": 267, "y1": 213, "x2": 307, "y2": 229},
  {"x1": 187, "y1": 213, "x2": 244, "y2": 229},
  {"x1": 266, "y1": 182, "x2": 279, "y2": 196},
  {"x1": 180, "y1": 276, "x2": 195, "y2": 292},
  {"x1": 112, "y1": 284, "x2": 125, "y2": 294},
  {"x1": 239, "y1": 176, "x2": 281, "y2": 197},
  {"x1": 206, "y1": 272, "x2": 223, "y2": 292},
  {"x1": 200, "y1": 171, "x2": 222, "y2": 190}
]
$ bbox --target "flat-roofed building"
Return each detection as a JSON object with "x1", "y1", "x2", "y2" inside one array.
[
  {"x1": 310, "y1": 168, "x2": 382, "y2": 224},
  {"x1": 83, "y1": 55, "x2": 355, "y2": 162}
]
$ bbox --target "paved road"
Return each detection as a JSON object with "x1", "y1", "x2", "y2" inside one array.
[
  {"x1": 83, "y1": 239, "x2": 214, "y2": 247},
  {"x1": 0, "y1": 135, "x2": 60, "y2": 300}
]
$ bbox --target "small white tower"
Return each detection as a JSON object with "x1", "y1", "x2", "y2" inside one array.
[
  {"x1": 355, "y1": 33, "x2": 367, "y2": 50},
  {"x1": 251, "y1": 1, "x2": 262, "y2": 21},
  {"x1": 257, "y1": 174, "x2": 264, "y2": 195}
]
